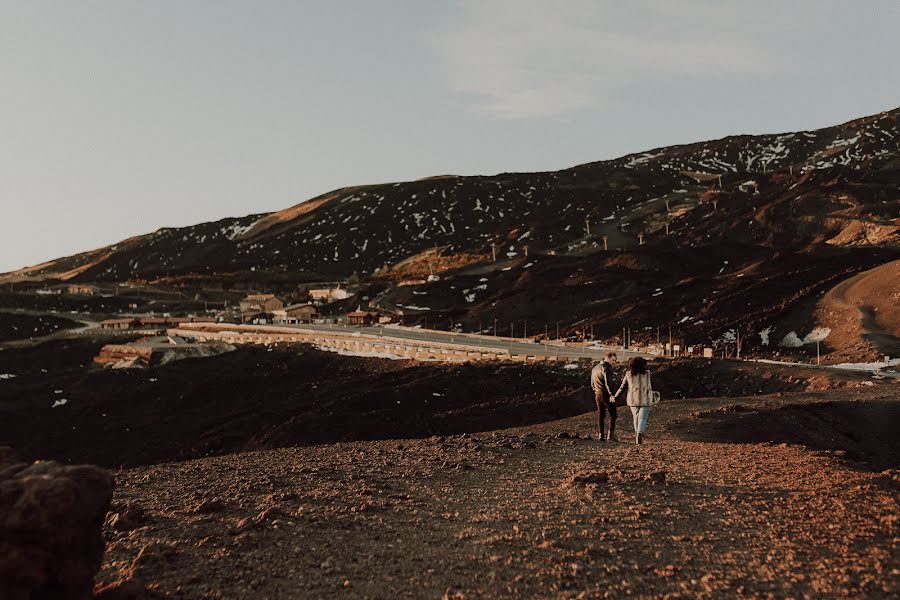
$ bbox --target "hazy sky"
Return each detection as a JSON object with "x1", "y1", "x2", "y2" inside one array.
[{"x1": 2, "y1": 1, "x2": 898, "y2": 272}]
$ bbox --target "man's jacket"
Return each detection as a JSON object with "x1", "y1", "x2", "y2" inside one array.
[{"x1": 590, "y1": 360, "x2": 616, "y2": 396}]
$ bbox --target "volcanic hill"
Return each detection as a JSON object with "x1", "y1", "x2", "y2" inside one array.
[{"x1": 4, "y1": 108, "x2": 898, "y2": 358}]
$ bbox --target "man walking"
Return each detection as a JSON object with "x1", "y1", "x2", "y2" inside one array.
[{"x1": 590, "y1": 352, "x2": 619, "y2": 442}]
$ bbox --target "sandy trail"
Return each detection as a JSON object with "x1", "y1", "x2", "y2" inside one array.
[{"x1": 818, "y1": 259, "x2": 900, "y2": 361}]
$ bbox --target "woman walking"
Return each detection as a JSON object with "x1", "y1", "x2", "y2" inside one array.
[{"x1": 612, "y1": 356, "x2": 656, "y2": 445}]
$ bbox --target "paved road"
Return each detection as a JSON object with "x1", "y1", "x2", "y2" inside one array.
[{"x1": 280, "y1": 322, "x2": 653, "y2": 362}]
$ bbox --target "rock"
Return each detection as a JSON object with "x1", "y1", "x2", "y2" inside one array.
[
  {"x1": 94, "y1": 577, "x2": 153, "y2": 599},
  {"x1": 191, "y1": 497, "x2": 226, "y2": 514},
  {"x1": 646, "y1": 471, "x2": 667, "y2": 484},
  {"x1": 106, "y1": 502, "x2": 147, "y2": 532},
  {"x1": 106, "y1": 512, "x2": 138, "y2": 532},
  {"x1": 569, "y1": 471, "x2": 610, "y2": 485},
  {"x1": 0, "y1": 450, "x2": 114, "y2": 600}
]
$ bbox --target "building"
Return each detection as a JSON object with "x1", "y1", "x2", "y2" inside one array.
[
  {"x1": 100, "y1": 318, "x2": 142, "y2": 330},
  {"x1": 240, "y1": 294, "x2": 284, "y2": 321},
  {"x1": 68, "y1": 284, "x2": 100, "y2": 296},
  {"x1": 346, "y1": 310, "x2": 380, "y2": 326},
  {"x1": 272, "y1": 303, "x2": 318, "y2": 324},
  {"x1": 99, "y1": 315, "x2": 216, "y2": 331},
  {"x1": 308, "y1": 286, "x2": 351, "y2": 304}
]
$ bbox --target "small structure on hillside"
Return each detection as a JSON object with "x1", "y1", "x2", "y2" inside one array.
[
  {"x1": 100, "y1": 318, "x2": 142, "y2": 331},
  {"x1": 308, "y1": 286, "x2": 350, "y2": 304},
  {"x1": 240, "y1": 294, "x2": 284, "y2": 322},
  {"x1": 272, "y1": 303, "x2": 318, "y2": 324},
  {"x1": 346, "y1": 310, "x2": 380, "y2": 326},
  {"x1": 67, "y1": 284, "x2": 100, "y2": 296},
  {"x1": 99, "y1": 316, "x2": 215, "y2": 331}
]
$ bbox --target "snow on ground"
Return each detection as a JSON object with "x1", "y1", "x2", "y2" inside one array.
[
  {"x1": 831, "y1": 358, "x2": 900, "y2": 371},
  {"x1": 397, "y1": 304, "x2": 431, "y2": 311},
  {"x1": 51, "y1": 398, "x2": 68, "y2": 408},
  {"x1": 0, "y1": 374, "x2": 16, "y2": 379},
  {"x1": 780, "y1": 332, "x2": 803, "y2": 348},
  {"x1": 222, "y1": 220, "x2": 258, "y2": 240}
]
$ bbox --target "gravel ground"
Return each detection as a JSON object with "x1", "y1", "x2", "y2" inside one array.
[{"x1": 98, "y1": 385, "x2": 899, "y2": 599}]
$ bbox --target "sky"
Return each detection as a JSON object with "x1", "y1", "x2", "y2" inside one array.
[{"x1": 1, "y1": 1, "x2": 898, "y2": 272}]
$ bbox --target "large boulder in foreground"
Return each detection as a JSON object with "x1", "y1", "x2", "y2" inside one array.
[{"x1": 0, "y1": 448, "x2": 114, "y2": 600}]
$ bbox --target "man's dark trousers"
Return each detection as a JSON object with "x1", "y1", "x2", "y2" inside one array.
[{"x1": 595, "y1": 390, "x2": 617, "y2": 438}]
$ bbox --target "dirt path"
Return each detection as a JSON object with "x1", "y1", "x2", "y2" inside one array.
[
  {"x1": 818, "y1": 259, "x2": 900, "y2": 361},
  {"x1": 99, "y1": 386, "x2": 898, "y2": 599}
]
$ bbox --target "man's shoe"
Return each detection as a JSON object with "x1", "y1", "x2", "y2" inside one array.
[
  {"x1": 637, "y1": 433, "x2": 644, "y2": 445},
  {"x1": 597, "y1": 432, "x2": 605, "y2": 442}
]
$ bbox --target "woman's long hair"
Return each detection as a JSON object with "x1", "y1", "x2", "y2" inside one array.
[{"x1": 629, "y1": 356, "x2": 648, "y2": 376}]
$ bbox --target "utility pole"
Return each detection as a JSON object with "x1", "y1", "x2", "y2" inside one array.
[
  {"x1": 816, "y1": 341, "x2": 820, "y2": 366},
  {"x1": 494, "y1": 318, "x2": 498, "y2": 337},
  {"x1": 590, "y1": 323, "x2": 593, "y2": 340},
  {"x1": 736, "y1": 330, "x2": 741, "y2": 360},
  {"x1": 657, "y1": 327, "x2": 660, "y2": 346},
  {"x1": 623, "y1": 327, "x2": 626, "y2": 350},
  {"x1": 556, "y1": 321, "x2": 560, "y2": 340},
  {"x1": 479, "y1": 318, "x2": 482, "y2": 334},
  {"x1": 491, "y1": 244, "x2": 497, "y2": 262},
  {"x1": 510, "y1": 321, "x2": 514, "y2": 338},
  {"x1": 669, "y1": 326, "x2": 673, "y2": 358},
  {"x1": 585, "y1": 219, "x2": 591, "y2": 236},
  {"x1": 602, "y1": 236, "x2": 608, "y2": 251},
  {"x1": 524, "y1": 245, "x2": 529, "y2": 257},
  {"x1": 544, "y1": 323, "x2": 548, "y2": 340},
  {"x1": 523, "y1": 320, "x2": 527, "y2": 339}
]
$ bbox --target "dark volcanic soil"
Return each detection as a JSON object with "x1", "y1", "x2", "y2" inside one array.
[
  {"x1": 0, "y1": 340, "x2": 588, "y2": 468},
  {"x1": 670, "y1": 398, "x2": 900, "y2": 470},
  {"x1": 0, "y1": 341, "x2": 873, "y2": 469},
  {"x1": 0, "y1": 311, "x2": 82, "y2": 342}
]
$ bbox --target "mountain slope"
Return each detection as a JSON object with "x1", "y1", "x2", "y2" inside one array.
[
  {"x1": 4, "y1": 108, "x2": 898, "y2": 356},
  {"x1": 7, "y1": 108, "x2": 897, "y2": 284}
]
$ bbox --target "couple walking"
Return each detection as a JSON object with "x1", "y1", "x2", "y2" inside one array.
[{"x1": 590, "y1": 352, "x2": 657, "y2": 445}]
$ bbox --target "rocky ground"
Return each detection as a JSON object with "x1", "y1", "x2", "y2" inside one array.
[
  {"x1": 0, "y1": 311, "x2": 82, "y2": 343},
  {"x1": 2, "y1": 336, "x2": 896, "y2": 598},
  {"x1": 0, "y1": 340, "x2": 873, "y2": 468},
  {"x1": 97, "y1": 383, "x2": 899, "y2": 599}
]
